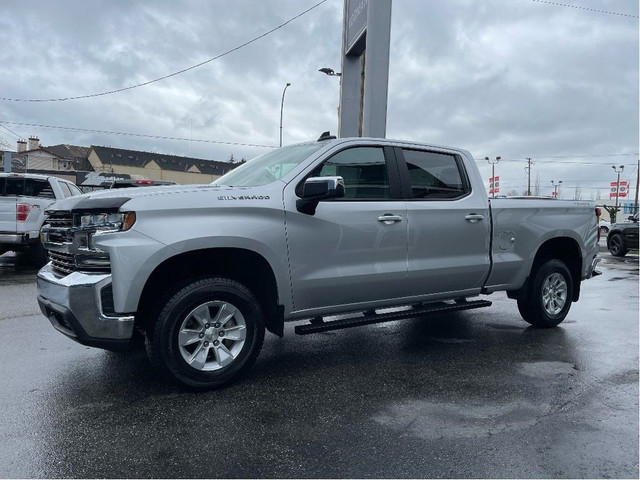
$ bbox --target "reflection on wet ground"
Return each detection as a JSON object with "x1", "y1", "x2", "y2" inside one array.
[{"x1": 0, "y1": 251, "x2": 637, "y2": 478}]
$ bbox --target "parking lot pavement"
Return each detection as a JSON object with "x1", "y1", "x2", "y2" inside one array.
[{"x1": 0, "y1": 251, "x2": 637, "y2": 478}]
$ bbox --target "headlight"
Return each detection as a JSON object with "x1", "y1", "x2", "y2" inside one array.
[{"x1": 79, "y1": 211, "x2": 136, "y2": 233}]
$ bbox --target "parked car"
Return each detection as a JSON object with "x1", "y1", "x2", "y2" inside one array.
[
  {"x1": 607, "y1": 212, "x2": 639, "y2": 257},
  {"x1": 37, "y1": 135, "x2": 600, "y2": 389},
  {"x1": 0, "y1": 173, "x2": 83, "y2": 263},
  {"x1": 599, "y1": 218, "x2": 611, "y2": 234},
  {"x1": 108, "y1": 179, "x2": 176, "y2": 189}
]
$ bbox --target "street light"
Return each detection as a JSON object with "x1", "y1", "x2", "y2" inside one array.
[
  {"x1": 318, "y1": 67, "x2": 342, "y2": 77},
  {"x1": 279, "y1": 82, "x2": 291, "y2": 148},
  {"x1": 612, "y1": 165, "x2": 625, "y2": 211},
  {"x1": 319, "y1": 68, "x2": 342, "y2": 133},
  {"x1": 551, "y1": 180, "x2": 562, "y2": 198},
  {"x1": 485, "y1": 156, "x2": 500, "y2": 198}
]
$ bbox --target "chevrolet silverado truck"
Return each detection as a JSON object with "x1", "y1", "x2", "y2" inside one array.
[
  {"x1": 0, "y1": 172, "x2": 83, "y2": 263},
  {"x1": 37, "y1": 136, "x2": 601, "y2": 389}
]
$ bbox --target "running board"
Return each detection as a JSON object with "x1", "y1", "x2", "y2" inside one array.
[{"x1": 294, "y1": 299, "x2": 492, "y2": 335}]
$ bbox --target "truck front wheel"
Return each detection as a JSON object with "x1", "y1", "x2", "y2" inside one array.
[
  {"x1": 146, "y1": 277, "x2": 265, "y2": 389},
  {"x1": 517, "y1": 259, "x2": 573, "y2": 328},
  {"x1": 608, "y1": 233, "x2": 628, "y2": 257}
]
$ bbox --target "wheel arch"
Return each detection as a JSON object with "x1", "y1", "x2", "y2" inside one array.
[
  {"x1": 136, "y1": 248, "x2": 284, "y2": 338},
  {"x1": 508, "y1": 237, "x2": 583, "y2": 302}
]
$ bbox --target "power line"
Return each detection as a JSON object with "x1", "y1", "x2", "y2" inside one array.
[
  {"x1": 0, "y1": 0, "x2": 327, "y2": 103},
  {"x1": 530, "y1": 0, "x2": 639, "y2": 19},
  {"x1": 2, "y1": 119, "x2": 634, "y2": 160},
  {"x1": 0, "y1": 120, "x2": 277, "y2": 149},
  {"x1": 0, "y1": 123, "x2": 22, "y2": 140}
]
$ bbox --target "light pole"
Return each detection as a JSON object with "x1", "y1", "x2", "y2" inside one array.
[
  {"x1": 612, "y1": 165, "x2": 625, "y2": 211},
  {"x1": 551, "y1": 180, "x2": 562, "y2": 198},
  {"x1": 319, "y1": 68, "x2": 342, "y2": 133},
  {"x1": 485, "y1": 156, "x2": 500, "y2": 198},
  {"x1": 319, "y1": 67, "x2": 342, "y2": 77},
  {"x1": 279, "y1": 82, "x2": 291, "y2": 148}
]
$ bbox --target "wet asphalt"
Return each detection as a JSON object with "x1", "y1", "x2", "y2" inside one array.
[{"x1": 0, "y1": 249, "x2": 638, "y2": 478}]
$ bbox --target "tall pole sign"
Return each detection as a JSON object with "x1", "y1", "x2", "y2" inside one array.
[{"x1": 339, "y1": 0, "x2": 392, "y2": 138}]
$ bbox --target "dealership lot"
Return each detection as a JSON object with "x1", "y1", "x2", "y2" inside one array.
[{"x1": 0, "y1": 251, "x2": 637, "y2": 478}]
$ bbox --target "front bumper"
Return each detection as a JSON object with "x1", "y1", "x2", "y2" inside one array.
[{"x1": 37, "y1": 263, "x2": 135, "y2": 349}]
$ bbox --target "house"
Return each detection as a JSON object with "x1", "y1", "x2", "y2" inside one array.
[
  {"x1": 2, "y1": 137, "x2": 91, "y2": 174},
  {"x1": 3, "y1": 136, "x2": 235, "y2": 185},
  {"x1": 87, "y1": 145, "x2": 233, "y2": 184}
]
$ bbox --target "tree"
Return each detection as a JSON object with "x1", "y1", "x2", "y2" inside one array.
[
  {"x1": 573, "y1": 185, "x2": 582, "y2": 201},
  {"x1": 228, "y1": 154, "x2": 236, "y2": 164},
  {"x1": 533, "y1": 174, "x2": 541, "y2": 196},
  {"x1": 602, "y1": 204, "x2": 621, "y2": 223}
]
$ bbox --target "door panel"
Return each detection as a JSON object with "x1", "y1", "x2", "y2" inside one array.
[
  {"x1": 284, "y1": 145, "x2": 408, "y2": 312},
  {"x1": 398, "y1": 148, "x2": 491, "y2": 297},
  {"x1": 285, "y1": 201, "x2": 407, "y2": 311}
]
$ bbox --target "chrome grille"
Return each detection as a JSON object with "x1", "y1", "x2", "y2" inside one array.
[
  {"x1": 48, "y1": 251, "x2": 76, "y2": 275},
  {"x1": 48, "y1": 251, "x2": 111, "y2": 275},
  {"x1": 44, "y1": 211, "x2": 74, "y2": 228},
  {"x1": 43, "y1": 211, "x2": 75, "y2": 245}
]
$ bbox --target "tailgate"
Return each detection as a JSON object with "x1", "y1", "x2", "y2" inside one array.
[{"x1": 0, "y1": 197, "x2": 17, "y2": 233}]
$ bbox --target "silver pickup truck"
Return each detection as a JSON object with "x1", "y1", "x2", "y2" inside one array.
[
  {"x1": 0, "y1": 172, "x2": 83, "y2": 263},
  {"x1": 37, "y1": 136, "x2": 600, "y2": 388}
]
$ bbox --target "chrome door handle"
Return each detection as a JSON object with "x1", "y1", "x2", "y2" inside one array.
[
  {"x1": 378, "y1": 214, "x2": 403, "y2": 224},
  {"x1": 465, "y1": 214, "x2": 485, "y2": 223}
]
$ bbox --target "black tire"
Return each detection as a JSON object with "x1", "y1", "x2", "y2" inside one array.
[
  {"x1": 600, "y1": 226, "x2": 609, "y2": 234},
  {"x1": 608, "y1": 233, "x2": 628, "y2": 257},
  {"x1": 146, "y1": 277, "x2": 265, "y2": 389},
  {"x1": 517, "y1": 259, "x2": 573, "y2": 328}
]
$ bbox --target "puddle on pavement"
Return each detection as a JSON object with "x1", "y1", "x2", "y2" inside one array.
[
  {"x1": 373, "y1": 400, "x2": 547, "y2": 439},
  {"x1": 518, "y1": 361, "x2": 577, "y2": 378}
]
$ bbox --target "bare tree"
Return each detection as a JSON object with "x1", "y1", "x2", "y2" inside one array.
[
  {"x1": 573, "y1": 185, "x2": 582, "y2": 200},
  {"x1": 533, "y1": 174, "x2": 541, "y2": 196}
]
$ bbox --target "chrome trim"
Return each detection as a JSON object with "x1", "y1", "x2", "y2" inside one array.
[
  {"x1": 0, "y1": 233, "x2": 27, "y2": 244},
  {"x1": 37, "y1": 263, "x2": 134, "y2": 340}
]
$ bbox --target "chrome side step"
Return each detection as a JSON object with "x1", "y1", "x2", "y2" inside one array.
[{"x1": 294, "y1": 299, "x2": 492, "y2": 335}]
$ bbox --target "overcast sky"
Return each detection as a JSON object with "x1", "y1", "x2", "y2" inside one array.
[{"x1": 0, "y1": 0, "x2": 638, "y2": 199}]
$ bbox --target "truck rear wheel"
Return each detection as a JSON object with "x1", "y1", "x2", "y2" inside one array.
[
  {"x1": 146, "y1": 277, "x2": 265, "y2": 389},
  {"x1": 517, "y1": 259, "x2": 573, "y2": 328}
]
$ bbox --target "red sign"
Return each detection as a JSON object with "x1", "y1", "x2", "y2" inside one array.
[
  {"x1": 488, "y1": 176, "x2": 500, "y2": 194},
  {"x1": 610, "y1": 181, "x2": 629, "y2": 199}
]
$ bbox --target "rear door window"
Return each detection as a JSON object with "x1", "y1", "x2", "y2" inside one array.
[{"x1": 401, "y1": 149, "x2": 469, "y2": 200}]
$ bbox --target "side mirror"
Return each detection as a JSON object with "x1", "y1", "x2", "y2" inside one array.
[
  {"x1": 296, "y1": 176, "x2": 345, "y2": 215},
  {"x1": 629, "y1": 215, "x2": 638, "y2": 222}
]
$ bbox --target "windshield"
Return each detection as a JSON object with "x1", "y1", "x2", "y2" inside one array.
[{"x1": 213, "y1": 143, "x2": 324, "y2": 187}]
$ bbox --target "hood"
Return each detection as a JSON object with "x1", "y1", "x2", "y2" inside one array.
[{"x1": 46, "y1": 183, "x2": 282, "y2": 213}]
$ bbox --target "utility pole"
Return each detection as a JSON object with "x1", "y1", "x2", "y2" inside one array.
[
  {"x1": 525, "y1": 157, "x2": 532, "y2": 196},
  {"x1": 634, "y1": 159, "x2": 639, "y2": 215},
  {"x1": 612, "y1": 165, "x2": 625, "y2": 211},
  {"x1": 551, "y1": 180, "x2": 562, "y2": 198},
  {"x1": 485, "y1": 156, "x2": 500, "y2": 198}
]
